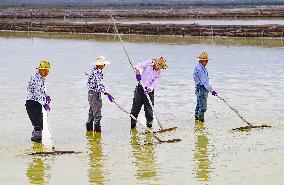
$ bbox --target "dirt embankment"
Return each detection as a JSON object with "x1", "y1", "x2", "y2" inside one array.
[
  {"x1": 0, "y1": 20, "x2": 283, "y2": 37},
  {"x1": 0, "y1": 7, "x2": 284, "y2": 37}
]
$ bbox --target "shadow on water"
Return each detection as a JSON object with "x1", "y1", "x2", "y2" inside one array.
[
  {"x1": 193, "y1": 121, "x2": 214, "y2": 184},
  {"x1": 130, "y1": 129, "x2": 160, "y2": 184},
  {"x1": 26, "y1": 143, "x2": 53, "y2": 185},
  {"x1": 85, "y1": 131, "x2": 105, "y2": 185}
]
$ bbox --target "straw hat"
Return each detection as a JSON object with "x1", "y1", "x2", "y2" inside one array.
[
  {"x1": 154, "y1": 57, "x2": 168, "y2": 69},
  {"x1": 37, "y1": 60, "x2": 51, "y2": 70},
  {"x1": 96, "y1": 56, "x2": 110, "y2": 66},
  {"x1": 197, "y1": 52, "x2": 210, "y2": 61}
]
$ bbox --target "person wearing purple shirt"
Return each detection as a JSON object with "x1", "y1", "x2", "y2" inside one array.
[{"x1": 130, "y1": 57, "x2": 168, "y2": 129}]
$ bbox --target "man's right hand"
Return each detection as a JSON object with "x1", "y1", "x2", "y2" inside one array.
[
  {"x1": 136, "y1": 74, "x2": 141, "y2": 81},
  {"x1": 135, "y1": 70, "x2": 141, "y2": 81}
]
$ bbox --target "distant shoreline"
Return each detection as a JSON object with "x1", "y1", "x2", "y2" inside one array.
[{"x1": 0, "y1": 6, "x2": 284, "y2": 19}]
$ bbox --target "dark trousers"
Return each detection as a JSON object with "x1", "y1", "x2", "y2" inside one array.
[
  {"x1": 130, "y1": 84, "x2": 154, "y2": 125},
  {"x1": 25, "y1": 100, "x2": 43, "y2": 131}
]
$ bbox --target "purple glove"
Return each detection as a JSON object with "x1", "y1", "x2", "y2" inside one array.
[
  {"x1": 43, "y1": 104, "x2": 50, "y2": 111},
  {"x1": 46, "y1": 96, "x2": 51, "y2": 104},
  {"x1": 136, "y1": 74, "x2": 141, "y2": 81},
  {"x1": 212, "y1": 91, "x2": 217, "y2": 96},
  {"x1": 107, "y1": 94, "x2": 114, "y2": 102}
]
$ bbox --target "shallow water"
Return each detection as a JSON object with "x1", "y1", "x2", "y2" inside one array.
[{"x1": 0, "y1": 32, "x2": 283, "y2": 185}]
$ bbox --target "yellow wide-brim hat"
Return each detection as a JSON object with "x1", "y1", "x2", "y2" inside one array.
[{"x1": 36, "y1": 60, "x2": 51, "y2": 70}]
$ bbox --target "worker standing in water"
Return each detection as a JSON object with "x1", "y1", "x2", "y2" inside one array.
[
  {"x1": 26, "y1": 60, "x2": 51, "y2": 143},
  {"x1": 86, "y1": 56, "x2": 114, "y2": 132},
  {"x1": 193, "y1": 52, "x2": 217, "y2": 122},
  {"x1": 130, "y1": 57, "x2": 168, "y2": 129}
]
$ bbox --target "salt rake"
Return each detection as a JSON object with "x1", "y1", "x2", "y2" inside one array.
[
  {"x1": 217, "y1": 95, "x2": 271, "y2": 131},
  {"x1": 113, "y1": 100, "x2": 181, "y2": 144},
  {"x1": 29, "y1": 110, "x2": 81, "y2": 156},
  {"x1": 110, "y1": 13, "x2": 177, "y2": 133}
]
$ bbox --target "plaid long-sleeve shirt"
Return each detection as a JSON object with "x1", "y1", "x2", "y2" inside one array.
[{"x1": 87, "y1": 67, "x2": 106, "y2": 93}]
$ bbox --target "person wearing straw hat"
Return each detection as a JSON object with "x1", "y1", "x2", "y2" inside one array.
[
  {"x1": 25, "y1": 60, "x2": 51, "y2": 143},
  {"x1": 130, "y1": 57, "x2": 168, "y2": 129},
  {"x1": 193, "y1": 52, "x2": 217, "y2": 122},
  {"x1": 86, "y1": 56, "x2": 114, "y2": 132}
]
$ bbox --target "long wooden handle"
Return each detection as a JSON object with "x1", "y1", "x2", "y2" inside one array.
[
  {"x1": 110, "y1": 13, "x2": 135, "y2": 72},
  {"x1": 113, "y1": 100, "x2": 162, "y2": 142},
  {"x1": 110, "y1": 13, "x2": 165, "y2": 130},
  {"x1": 217, "y1": 95, "x2": 251, "y2": 126}
]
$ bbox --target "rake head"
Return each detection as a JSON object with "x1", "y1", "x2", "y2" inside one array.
[
  {"x1": 232, "y1": 124, "x2": 272, "y2": 131},
  {"x1": 29, "y1": 150, "x2": 81, "y2": 156},
  {"x1": 145, "y1": 138, "x2": 181, "y2": 145},
  {"x1": 156, "y1": 127, "x2": 177, "y2": 133}
]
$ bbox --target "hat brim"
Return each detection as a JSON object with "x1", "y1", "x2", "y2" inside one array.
[
  {"x1": 36, "y1": 67, "x2": 50, "y2": 70},
  {"x1": 197, "y1": 57, "x2": 211, "y2": 61},
  {"x1": 96, "y1": 61, "x2": 110, "y2": 65}
]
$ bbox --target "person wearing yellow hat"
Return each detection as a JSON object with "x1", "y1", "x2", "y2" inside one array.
[
  {"x1": 25, "y1": 60, "x2": 51, "y2": 143},
  {"x1": 193, "y1": 52, "x2": 217, "y2": 122},
  {"x1": 86, "y1": 56, "x2": 114, "y2": 132},
  {"x1": 130, "y1": 57, "x2": 168, "y2": 129}
]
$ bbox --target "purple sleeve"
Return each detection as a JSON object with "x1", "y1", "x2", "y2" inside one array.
[{"x1": 135, "y1": 60, "x2": 150, "y2": 72}]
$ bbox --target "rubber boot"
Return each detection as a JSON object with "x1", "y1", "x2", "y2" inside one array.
[
  {"x1": 94, "y1": 124, "x2": 101, "y2": 132},
  {"x1": 86, "y1": 121, "x2": 93, "y2": 131},
  {"x1": 31, "y1": 130, "x2": 42, "y2": 143},
  {"x1": 198, "y1": 113, "x2": 205, "y2": 122},
  {"x1": 146, "y1": 120, "x2": 153, "y2": 128},
  {"x1": 131, "y1": 117, "x2": 137, "y2": 129},
  {"x1": 195, "y1": 115, "x2": 199, "y2": 121}
]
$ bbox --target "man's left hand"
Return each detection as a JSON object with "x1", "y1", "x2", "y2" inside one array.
[{"x1": 212, "y1": 91, "x2": 217, "y2": 96}]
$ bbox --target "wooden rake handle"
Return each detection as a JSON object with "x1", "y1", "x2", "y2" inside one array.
[
  {"x1": 217, "y1": 95, "x2": 252, "y2": 126},
  {"x1": 112, "y1": 100, "x2": 163, "y2": 143}
]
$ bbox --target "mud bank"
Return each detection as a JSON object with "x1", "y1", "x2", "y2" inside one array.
[{"x1": 0, "y1": 21, "x2": 283, "y2": 37}]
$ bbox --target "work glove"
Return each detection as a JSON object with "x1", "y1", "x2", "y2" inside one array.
[
  {"x1": 136, "y1": 74, "x2": 141, "y2": 81},
  {"x1": 105, "y1": 93, "x2": 114, "y2": 102},
  {"x1": 108, "y1": 94, "x2": 114, "y2": 102},
  {"x1": 46, "y1": 95, "x2": 51, "y2": 104},
  {"x1": 212, "y1": 91, "x2": 218, "y2": 96},
  {"x1": 43, "y1": 104, "x2": 50, "y2": 112}
]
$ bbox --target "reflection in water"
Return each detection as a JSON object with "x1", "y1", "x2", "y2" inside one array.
[
  {"x1": 26, "y1": 143, "x2": 52, "y2": 185},
  {"x1": 0, "y1": 31, "x2": 283, "y2": 48},
  {"x1": 193, "y1": 121, "x2": 213, "y2": 183},
  {"x1": 86, "y1": 132, "x2": 105, "y2": 185},
  {"x1": 130, "y1": 129, "x2": 160, "y2": 183}
]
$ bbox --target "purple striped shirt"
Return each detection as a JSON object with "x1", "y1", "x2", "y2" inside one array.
[{"x1": 135, "y1": 60, "x2": 161, "y2": 92}]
